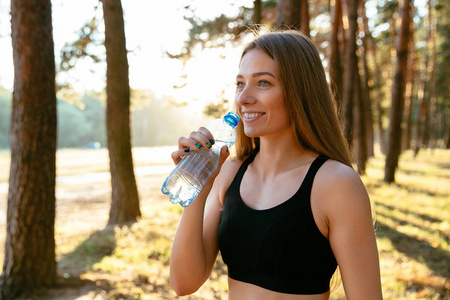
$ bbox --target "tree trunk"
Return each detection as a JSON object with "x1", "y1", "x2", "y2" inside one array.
[
  {"x1": 1, "y1": 0, "x2": 57, "y2": 297},
  {"x1": 300, "y1": 0, "x2": 310, "y2": 35},
  {"x1": 101, "y1": 0, "x2": 141, "y2": 224},
  {"x1": 253, "y1": 0, "x2": 262, "y2": 25},
  {"x1": 358, "y1": 0, "x2": 374, "y2": 158},
  {"x1": 446, "y1": 123, "x2": 450, "y2": 149},
  {"x1": 354, "y1": 63, "x2": 367, "y2": 174},
  {"x1": 363, "y1": 10, "x2": 385, "y2": 154},
  {"x1": 329, "y1": 0, "x2": 343, "y2": 111},
  {"x1": 340, "y1": 0, "x2": 359, "y2": 151},
  {"x1": 384, "y1": 0, "x2": 412, "y2": 183},
  {"x1": 403, "y1": 26, "x2": 416, "y2": 151},
  {"x1": 414, "y1": 0, "x2": 432, "y2": 156},
  {"x1": 275, "y1": 0, "x2": 309, "y2": 32},
  {"x1": 427, "y1": 10, "x2": 438, "y2": 149}
]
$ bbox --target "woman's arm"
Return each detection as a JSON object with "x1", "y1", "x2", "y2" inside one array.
[
  {"x1": 317, "y1": 162, "x2": 383, "y2": 299},
  {"x1": 169, "y1": 175, "x2": 222, "y2": 296},
  {"x1": 168, "y1": 128, "x2": 237, "y2": 295}
]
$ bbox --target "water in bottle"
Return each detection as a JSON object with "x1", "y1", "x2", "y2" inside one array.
[{"x1": 161, "y1": 112, "x2": 240, "y2": 207}]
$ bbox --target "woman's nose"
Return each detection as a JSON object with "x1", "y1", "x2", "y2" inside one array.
[{"x1": 235, "y1": 86, "x2": 256, "y2": 106}]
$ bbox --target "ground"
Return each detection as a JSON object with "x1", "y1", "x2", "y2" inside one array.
[{"x1": 0, "y1": 147, "x2": 448, "y2": 299}]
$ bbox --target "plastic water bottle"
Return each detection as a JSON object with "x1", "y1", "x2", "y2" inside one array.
[{"x1": 161, "y1": 112, "x2": 240, "y2": 207}]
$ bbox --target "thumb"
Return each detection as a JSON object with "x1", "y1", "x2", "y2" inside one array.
[
  {"x1": 205, "y1": 146, "x2": 230, "y2": 186},
  {"x1": 217, "y1": 146, "x2": 230, "y2": 168}
]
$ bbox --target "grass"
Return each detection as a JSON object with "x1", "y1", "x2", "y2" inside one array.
[
  {"x1": 0, "y1": 147, "x2": 449, "y2": 299},
  {"x1": 363, "y1": 149, "x2": 450, "y2": 300}
]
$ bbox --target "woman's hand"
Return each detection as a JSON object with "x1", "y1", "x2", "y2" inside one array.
[
  {"x1": 170, "y1": 127, "x2": 230, "y2": 182},
  {"x1": 170, "y1": 127, "x2": 213, "y2": 165}
]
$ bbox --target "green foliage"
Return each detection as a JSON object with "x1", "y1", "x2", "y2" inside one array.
[
  {"x1": 59, "y1": 12, "x2": 104, "y2": 73},
  {"x1": 57, "y1": 95, "x2": 106, "y2": 148},
  {"x1": 168, "y1": 2, "x2": 254, "y2": 61}
]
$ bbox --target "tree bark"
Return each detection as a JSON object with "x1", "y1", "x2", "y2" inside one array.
[
  {"x1": 403, "y1": 26, "x2": 416, "y2": 151},
  {"x1": 358, "y1": 0, "x2": 374, "y2": 158},
  {"x1": 384, "y1": 0, "x2": 412, "y2": 183},
  {"x1": 362, "y1": 9, "x2": 385, "y2": 154},
  {"x1": 1, "y1": 0, "x2": 57, "y2": 297},
  {"x1": 300, "y1": 0, "x2": 310, "y2": 35},
  {"x1": 329, "y1": 0, "x2": 343, "y2": 111},
  {"x1": 427, "y1": 10, "x2": 437, "y2": 149},
  {"x1": 414, "y1": 0, "x2": 432, "y2": 156},
  {"x1": 446, "y1": 123, "x2": 450, "y2": 149},
  {"x1": 253, "y1": 0, "x2": 262, "y2": 25},
  {"x1": 340, "y1": 0, "x2": 359, "y2": 151},
  {"x1": 275, "y1": 0, "x2": 309, "y2": 34},
  {"x1": 101, "y1": 0, "x2": 141, "y2": 224},
  {"x1": 354, "y1": 63, "x2": 367, "y2": 174}
]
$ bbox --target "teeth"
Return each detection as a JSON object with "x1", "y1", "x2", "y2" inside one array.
[{"x1": 243, "y1": 113, "x2": 264, "y2": 119}]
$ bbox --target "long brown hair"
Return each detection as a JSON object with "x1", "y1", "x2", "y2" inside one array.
[{"x1": 234, "y1": 30, "x2": 352, "y2": 168}]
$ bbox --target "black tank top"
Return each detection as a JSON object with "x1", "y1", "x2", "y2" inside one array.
[{"x1": 218, "y1": 154, "x2": 337, "y2": 295}]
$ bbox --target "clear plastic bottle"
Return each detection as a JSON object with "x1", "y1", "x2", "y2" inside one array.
[{"x1": 161, "y1": 112, "x2": 240, "y2": 207}]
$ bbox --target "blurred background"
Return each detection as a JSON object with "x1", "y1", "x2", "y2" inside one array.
[
  {"x1": 0, "y1": 0, "x2": 448, "y2": 299},
  {"x1": 0, "y1": 0, "x2": 447, "y2": 151}
]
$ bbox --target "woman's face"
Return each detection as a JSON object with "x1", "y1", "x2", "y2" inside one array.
[{"x1": 235, "y1": 49, "x2": 290, "y2": 139}]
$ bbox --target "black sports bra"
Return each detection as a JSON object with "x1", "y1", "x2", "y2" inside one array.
[{"x1": 218, "y1": 154, "x2": 337, "y2": 295}]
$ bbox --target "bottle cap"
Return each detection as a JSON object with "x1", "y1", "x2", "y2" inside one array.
[{"x1": 224, "y1": 112, "x2": 240, "y2": 128}]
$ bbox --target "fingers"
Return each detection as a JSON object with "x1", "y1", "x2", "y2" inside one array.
[
  {"x1": 171, "y1": 127, "x2": 216, "y2": 165},
  {"x1": 170, "y1": 148, "x2": 191, "y2": 165},
  {"x1": 189, "y1": 127, "x2": 215, "y2": 150}
]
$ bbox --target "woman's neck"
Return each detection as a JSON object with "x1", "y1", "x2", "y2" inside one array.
[{"x1": 253, "y1": 132, "x2": 316, "y2": 178}]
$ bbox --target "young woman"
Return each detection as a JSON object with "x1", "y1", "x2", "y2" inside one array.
[{"x1": 169, "y1": 30, "x2": 383, "y2": 299}]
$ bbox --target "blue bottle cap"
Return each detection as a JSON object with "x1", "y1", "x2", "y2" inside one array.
[{"x1": 224, "y1": 112, "x2": 239, "y2": 128}]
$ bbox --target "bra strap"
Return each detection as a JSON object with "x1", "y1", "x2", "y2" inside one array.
[{"x1": 301, "y1": 155, "x2": 328, "y2": 198}]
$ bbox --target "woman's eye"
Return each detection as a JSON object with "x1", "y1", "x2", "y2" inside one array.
[
  {"x1": 236, "y1": 82, "x2": 245, "y2": 90},
  {"x1": 258, "y1": 80, "x2": 270, "y2": 87}
]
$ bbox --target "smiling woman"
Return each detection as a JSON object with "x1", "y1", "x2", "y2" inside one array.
[{"x1": 169, "y1": 30, "x2": 383, "y2": 299}]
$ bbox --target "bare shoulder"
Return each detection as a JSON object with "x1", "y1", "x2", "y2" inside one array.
[
  {"x1": 217, "y1": 158, "x2": 243, "y2": 182},
  {"x1": 213, "y1": 158, "x2": 244, "y2": 206},
  {"x1": 313, "y1": 159, "x2": 371, "y2": 223},
  {"x1": 315, "y1": 159, "x2": 364, "y2": 189}
]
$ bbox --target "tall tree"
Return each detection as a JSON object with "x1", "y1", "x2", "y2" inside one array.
[
  {"x1": 362, "y1": 7, "x2": 385, "y2": 154},
  {"x1": 101, "y1": 0, "x2": 141, "y2": 224},
  {"x1": 340, "y1": 0, "x2": 359, "y2": 150},
  {"x1": 1, "y1": 0, "x2": 57, "y2": 297},
  {"x1": 403, "y1": 23, "x2": 417, "y2": 151},
  {"x1": 414, "y1": 0, "x2": 435, "y2": 155},
  {"x1": 253, "y1": 0, "x2": 262, "y2": 25},
  {"x1": 275, "y1": 0, "x2": 310, "y2": 35},
  {"x1": 358, "y1": 0, "x2": 374, "y2": 158},
  {"x1": 299, "y1": 0, "x2": 310, "y2": 35},
  {"x1": 354, "y1": 63, "x2": 367, "y2": 174},
  {"x1": 384, "y1": 0, "x2": 412, "y2": 183},
  {"x1": 329, "y1": 0, "x2": 343, "y2": 110}
]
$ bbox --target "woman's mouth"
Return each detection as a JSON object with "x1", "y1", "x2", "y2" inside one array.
[{"x1": 243, "y1": 112, "x2": 265, "y2": 120}]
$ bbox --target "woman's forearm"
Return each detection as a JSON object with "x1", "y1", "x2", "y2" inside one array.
[{"x1": 169, "y1": 183, "x2": 214, "y2": 296}]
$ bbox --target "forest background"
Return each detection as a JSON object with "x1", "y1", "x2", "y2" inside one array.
[{"x1": 0, "y1": 0, "x2": 448, "y2": 299}]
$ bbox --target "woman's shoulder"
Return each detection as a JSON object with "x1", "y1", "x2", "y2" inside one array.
[
  {"x1": 213, "y1": 157, "x2": 245, "y2": 204},
  {"x1": 314, "y1": 158, "x2": 370, "y2": 213},
  {"x1": 217, "y1": 157, "x2": 244, "y2": 182},
  {"x1": 317, "y1": 158, "x2": 363, "y2": 187}
]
